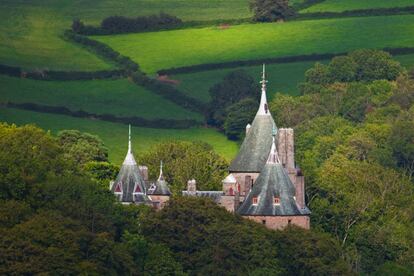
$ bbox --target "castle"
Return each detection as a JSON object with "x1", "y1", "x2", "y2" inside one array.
[{"x1": 109, "y1": 65, "x2": 310, "y2": 230}]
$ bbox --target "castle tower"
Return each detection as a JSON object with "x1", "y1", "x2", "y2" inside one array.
[
  {"x1": 147, "y1": 161, "x2": 172, "y2": 209},
  {"x1": 227, "y1": 64, "x2": 276, "y2": 196},
  {"x1": 237, "y1": 130, "x2": 310, "y2": 230},
  {"x1": 110, "y1": 125, "x2": 151, "y2": 205}
]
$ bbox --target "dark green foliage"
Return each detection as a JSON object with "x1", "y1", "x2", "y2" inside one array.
[
  {"x1": 0, "y1": 123, "x2": 70, "y2": 200},
  {"x1": 207, "y1": 70, "x2": 259, "y2": 127},
  {"x1": 224, "y1": 97, "x2": 257, "y2": 140},
  {"x1": 304, "y1": 49, "x2": 404, "y2": 88},
  {"x1": 141, "y1": 196, "x2": 351, "y2": 275},
  {"x1": 139, "y1": 141, "x2": 228, "y2": 192},
  {"x1": 84, "y1": 161, "x2": 119, "y2": 189},
  {"x1": 101, "y1": 13, "x2": 182, "y2": 34},
  {"x1": 58, "y1": 129, "x2": 108, "y2": 166},
  {"x1": 250, "y1": 0, "x2": 296, "y2": 21},
  {"x1": 71, "y1": 18, "x2": 85, "y2": 34}
]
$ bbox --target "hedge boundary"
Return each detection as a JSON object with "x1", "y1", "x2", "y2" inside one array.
[
  {"x1": 64, "y1": 30, "x2": 207, "y2": 114},
  {"x1": 0, "y1": 63, "x2": 126, "y2": 81},
  {"x1": 157, "y1": 47, "x2": 414, "y2": 75},
  {"x1": 3, "y1": 102, "x2": 201, "y2": 129},
  {"x1": 295, "y1": 5, "x2": 414, "y2": 20}
]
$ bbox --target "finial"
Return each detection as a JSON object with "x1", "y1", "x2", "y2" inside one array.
[
  {"x1": 260, "y1": 63, "x2": 267, "y2": 90},
  {"x1": 158, "y1": 160, "x2": 164, "y2": 181},
  {"x1": 272, "y1": 125, "x2": 277, "y2": 137},
  {"x1": 128, "y1": 124, "x2": 132, "y2": 154}
]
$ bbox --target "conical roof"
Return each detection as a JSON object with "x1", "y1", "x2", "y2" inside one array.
[
  {"x1": 229, "y1": 64, "x2": 276, "y2": 173},
  {"x1": 237, "y1": 134, "x2": 310, "y2": 216},
  {"x1": 148, "y1": 161, "x2": 171, "y2": 195},
  {"x1": 111, "y1": 125, "x2": 151, "y2": 204}
]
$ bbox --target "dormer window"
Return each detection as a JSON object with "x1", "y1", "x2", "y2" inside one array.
[
  {"x1": 114, "y1": 182, "x2": 122, "y2": 194},
  {"x1": 274, "y1": 197, "x2": 281, "y2": 205},
  {"x1": 252, "y1": 196, "x2": 259, "y2": 205},
  {"x1": 148, "y1": 183, "x2": 156, "y2": 194},
  {"x1": 133, "y1": 182, "x2": 143, "y2": 195}
]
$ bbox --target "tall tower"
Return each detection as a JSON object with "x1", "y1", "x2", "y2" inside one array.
[{"x1": 227, "y1": 64, "x2": 276, "y2": 196}]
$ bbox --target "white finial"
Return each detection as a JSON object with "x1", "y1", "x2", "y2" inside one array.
[
  {"x1": 158, "y1": 160, "x2": 164, "y2": 181},
  {"x1": 123, "y1": 124, "x2": 137, "y2": 165},
  {"x1": 128, "y1": 124, "x2": 132, "y2": 154},
  {"x1": 257, "y1": 64, "x2": 270, "y2": 116}
]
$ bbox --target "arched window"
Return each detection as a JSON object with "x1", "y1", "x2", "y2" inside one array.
[
  {"x1": 237, "y1": 184, "x2": 241, "y2": 192},
  {"x1": 229, "y1": 187, "x2": 234, "y2": 196}
]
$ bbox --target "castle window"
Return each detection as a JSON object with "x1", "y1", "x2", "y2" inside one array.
[
  {"x1": 262, "y1": 220, "x2": 266, "y2": 225},
  {"x1": 274, "y1": 197, "x2": 280, "y2": 205},
  {"x1": 252, "y1": 196, "x2": 259, "y2": 205},
  {"x1": 237, "y1": 184, "x2": 240, "y2": 192},
  {"x1": 229, "y1": 187, "x2": 234, "y2": 196},
  {"x1": 288, "y1": 219, "x2": 292, "y2": 226},
  {"x1": 114, "y1": 182, "x2": 122, "y2": 194}
]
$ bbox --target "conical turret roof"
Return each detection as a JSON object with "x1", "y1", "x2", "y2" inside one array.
[
  {"x1": 111, "y1": 125, "x2": 151, "y2": 204},
  {"x1": 148, "y1": 161, "x2": 171, "y2": 195},
  {"x1": 229, "y1": 64, "x2": 276, "y2": 173},
  {"x1": 237, "y1": 132, "x2": 310, "y2": 216}
]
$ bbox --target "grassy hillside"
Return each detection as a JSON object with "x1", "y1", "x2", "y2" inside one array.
[
  {"x1": 301, "y1": 0, "x2": 414, "y2": 13},
  {"x1": 0, "y1": 7, "x2": 112, "y2": 71},
  {"x1": 95, "y1": 14, "x2": 414, "y2": 73},
  {"x1": 0, "y1": 107, "x2": 238, "y2": 164},
  {"x1": 172, "y1": 60, "x2": 320, "y2": 102},
  {"x1": 0, "y1": 75, "x2": 202, "y2": 121},
  {"x1": 0, "y1": 0, "x2": 250, "y2": 70}
]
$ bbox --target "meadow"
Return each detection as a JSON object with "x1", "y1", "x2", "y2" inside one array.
[
  {"x1": 0, "y1": 107, "x2": 238, "y2": 164},
  {"x1": 0, "y1": 75, "x2": 202, "y2": 121},
  {"x1": 301, "y1": 0, "x2": 414, "y2": 13},
  {"x1": 95, "y1": 14, "x2": 414, "y2": 73},
  {"x1": 172, "y1": 60, "x2": 321, "y2": 102},
  {"x1": 0, "y1": 0, "x2": 250, "y2": 71}
]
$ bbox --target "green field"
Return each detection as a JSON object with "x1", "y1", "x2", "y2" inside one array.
[
  {"x1": 0, "y1": 7, "x2": 112, "y2": 71},
  {"x1": 0, "y1": 0, "x2": 250, "y2": 70},
  {"x1": 95, "y1": 15, "x2": 414, "y2": 73},
  {"x1": 0, "y1": 75, "x2": 202, "y2": 121},
  {"x1": 0, "y1": 107, "x2": 238, "y2": 164},
  {"x1": 173, "y1": 60, "x2": 321, "y2": 102},
  {"x1": 301, "y1": 0, "x2": 414, "y2": 13},
  {"x1": 395, "y1": 53, "x2": 414, "y2": 70}
]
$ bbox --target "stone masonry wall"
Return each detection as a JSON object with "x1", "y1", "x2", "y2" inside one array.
[{"x1": 245, "y1": 215, "x2": 310, "y2": 230}]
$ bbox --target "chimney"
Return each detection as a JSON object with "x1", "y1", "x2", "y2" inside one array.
[
  {"x1": 139, "y1": 166, "x2": 149, "y2": 181},
  {"x1": 187, "y1": 179, "x2": 197, "y2": 195}
]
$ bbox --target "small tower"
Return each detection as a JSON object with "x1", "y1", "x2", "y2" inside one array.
[
  {"x1": 110, "y1": 125, "x2": 151, "y2": 205},
  {"x1": 147, "y1": 161, "x2": 171, "y2": 210},
  {"x1": 237, "y1": 129, "x2": 310, "y2": 230}
]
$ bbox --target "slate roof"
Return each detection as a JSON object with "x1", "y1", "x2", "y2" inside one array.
[
  {"x1": 229, "y1": 65, "x2": 277, "y2": 173},
  {"x1": 111, "y1": 126, "x2": 151, "y2": 204},
  {"x1": 237, "y1": 136, "x2": 310, "y2": 216},
  {"x1": 229, "y1": 114, "x2": 276, "y2": 173},
  {"x1": 147, "y1": 162, "x2": 171, "y2": 196}
]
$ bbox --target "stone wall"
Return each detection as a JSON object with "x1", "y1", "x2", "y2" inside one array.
[
  {"x1": 231, "y1": 172, "x2": 260, "y2": 196},
  {"x1": 245, "y1": 215, "x2": 310, "y2": 230},
  {"x1": 149, "y1": 195, "x2": 170, "y2": 210}
]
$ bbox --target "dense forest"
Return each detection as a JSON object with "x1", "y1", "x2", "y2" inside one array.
[{"x1": 1, "y1": 49, "x2": 414, "y2": 275}]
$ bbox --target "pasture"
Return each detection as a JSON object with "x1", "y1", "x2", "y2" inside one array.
[
  {"x1": 301, "y1": 0, "x2": 414, "y2": 13},
  {"x1": 172, "y1": 60, "x2": 320, "y2": 102},
  {"x1": 94, "y1": 15, "x2": 414, "y2": 73},
  {"x1": 0, "y1": 0, "x2": 250, "y2": 71},
  {"x1": 0, "y1": 75, "x2": 202, "y2": 121},
  {"x1": 0, "y1": 107, "x2": 238, "y2": 164}
]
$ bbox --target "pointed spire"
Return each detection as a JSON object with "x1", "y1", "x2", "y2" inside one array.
[
  {"x1": 128, "y1": 124, "x2": 132, "y2": 154},
  {"x1": 257, "y1": 64, "x2": 270, "y2": 116},
  {"x1": 123, "y1": 124, "x2": 137, "y2": 165},
  {"x1": 267, "y1": 127, "x2": 280, "y2": 164},
  {"x1": 158, "y1": 160, "x2": 164, "y2": 181}
]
